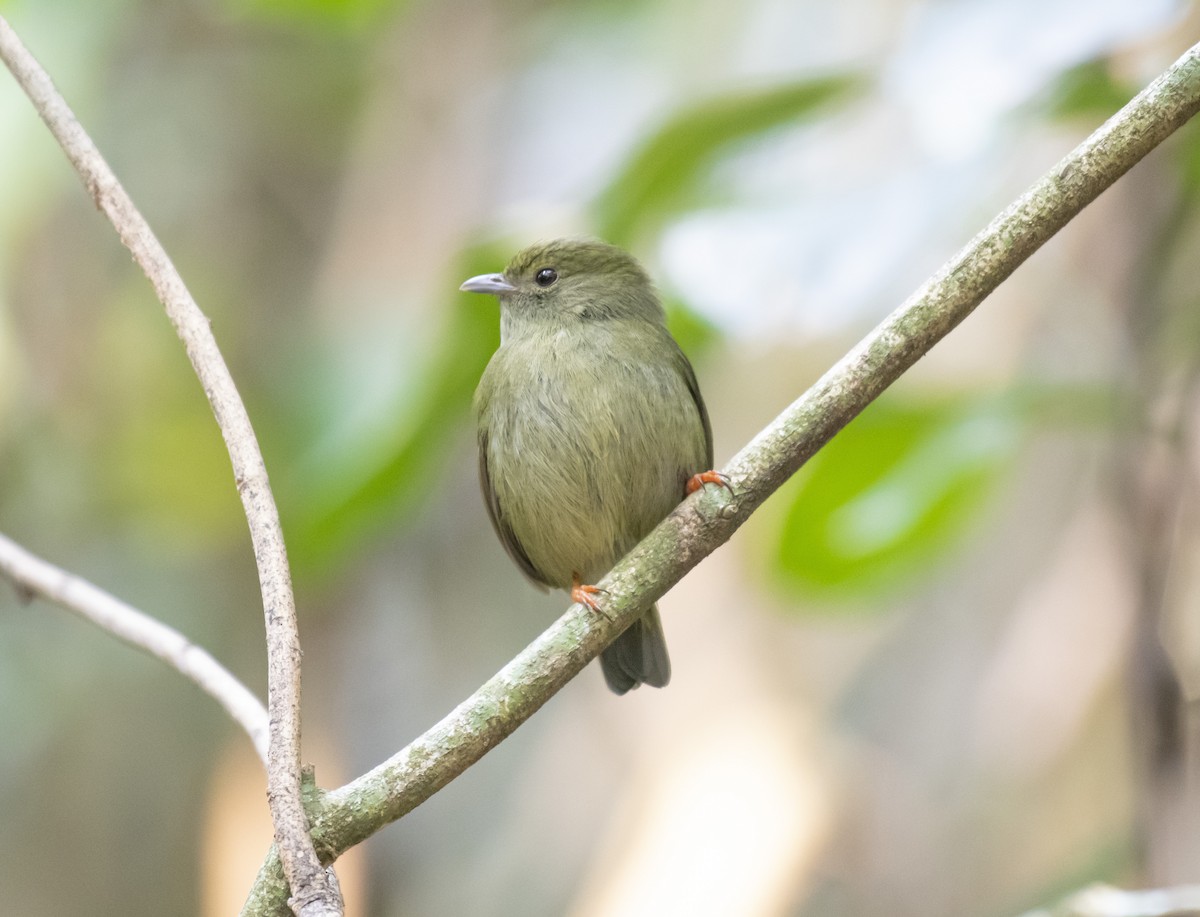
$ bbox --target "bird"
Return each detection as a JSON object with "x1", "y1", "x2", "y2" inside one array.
[{"x1": 462, "y1": 239, "x2": 727, "y2": 694}]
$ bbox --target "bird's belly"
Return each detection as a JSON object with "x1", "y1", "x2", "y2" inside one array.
[{"x1": 485, "y1": 376, "x2": 704, "y2": 588}]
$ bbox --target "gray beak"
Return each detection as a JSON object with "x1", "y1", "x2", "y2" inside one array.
[{"x1": 460, "y1": 272, "x2": 517, "y2": 295}]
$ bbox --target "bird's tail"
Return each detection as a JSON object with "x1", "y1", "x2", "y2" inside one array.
[{"x1": 600, "y1": 603, "x2": 671, "y2": 695}]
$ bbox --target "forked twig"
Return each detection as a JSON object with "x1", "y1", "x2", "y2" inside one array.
[{"x1": 0, "y1": 16, "x2": 339, "y2": 917}]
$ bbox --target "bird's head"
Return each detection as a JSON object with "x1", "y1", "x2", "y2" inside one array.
[{"x1": 460, "y1": 239, "x2": 664, "y2": 336}]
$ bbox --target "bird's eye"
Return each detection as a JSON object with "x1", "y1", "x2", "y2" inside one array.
[{"x1": 534, "y1": 267, "x2": 558, "y2": 287}]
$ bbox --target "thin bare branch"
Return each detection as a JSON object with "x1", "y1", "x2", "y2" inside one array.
[
  {"x1": 0, "y1": 16, "x2": 339, "y2": 917},
  {"x1": 1018, "y1": 882, "x2": 1200, "y2": 917},
  {"x1": 241, "y1": 40, "x2": 1200, "y2": 915},
  {"x1": 0, "y1": 532, "x2": 269, "y2": 763}
]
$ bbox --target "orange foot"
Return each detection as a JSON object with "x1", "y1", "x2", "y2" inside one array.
[
  {"x1": 571, "y1": 572, "x2": 609, "y2": 614},
  {"x1": 686, "y1": 469, "x2": 734, "y2": 497}
]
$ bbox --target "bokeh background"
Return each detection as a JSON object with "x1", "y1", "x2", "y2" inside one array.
[{"x1": 2, "y1": 0, "x2": 1200, "y2": 914}]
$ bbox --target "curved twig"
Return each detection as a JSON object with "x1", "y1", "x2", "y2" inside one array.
[
  {"x1": 0, "y1": 17, "x2": 340, "y2": 917},
  {"x1": 0, "y1": 532, "x2": 270, "y2": 763}
]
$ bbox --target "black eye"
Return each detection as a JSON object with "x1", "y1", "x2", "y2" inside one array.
[{"x1": 534, "y1": 267, "x2": 558, "y2": 287}]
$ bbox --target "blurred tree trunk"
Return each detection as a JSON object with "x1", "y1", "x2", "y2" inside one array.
[{"x1": 1116, "y1": 152, "x2": 1200, "y2": 884}]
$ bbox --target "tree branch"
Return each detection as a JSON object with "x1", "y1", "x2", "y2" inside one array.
[
  {"x1": 0, "y1": 17, "x2": 340, "y2": 917},
  {"x1": 241, "y1": 40, "x2": 1200, "y2": 917},
  {"x1": 1017, "y1": 882, "x2": 1200, "y2": 917},
  {"x1": 0, "y1": 532, "x2": 269, "y2": 763}
]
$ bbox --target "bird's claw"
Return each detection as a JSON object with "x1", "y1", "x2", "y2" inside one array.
[
  {"x1": 686, "y1": 469, "x2": 734, "y2": 497},
  {"x1": 571, "y1": 574, "x2": 613, "y2": 619}
]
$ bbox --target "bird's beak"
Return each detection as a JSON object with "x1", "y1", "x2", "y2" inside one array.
[{"x1": 459, "y1": 272, "x2": 517, "y2": 295}]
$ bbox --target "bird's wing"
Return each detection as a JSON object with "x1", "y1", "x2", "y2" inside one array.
[
  {"x1": 478, "y1": 429, "x2": 551, "y2": 590},
  {"x1": 672, "y1": 339, "x2": 715, "y2": 468}
]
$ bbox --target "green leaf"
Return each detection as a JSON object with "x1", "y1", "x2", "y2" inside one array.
[
  {"x1": 280, "y1": 243, "x2": 507, "y2": 579},
  {"x1": 222, "y1": 0, "x2": 402, "y2": 31},
  {"x1": 591, "y1": 73, "x2": 862, "y2": 247},
  {"x1": 1042, "y1": 58, "x2": 1135, "y2": 120},
  {"x1": 764, "y1": 386, "x2": 1116, "y2": 604},
  {"x1": 663, "y1": 294, "x2": 720, "y2": 362},
  {"x1": 767, "y1": 397, "x2": 1016, "y2": 601},
  {"x1": 1174, "y1": 118, "x2": 1200, "y2": 198}
]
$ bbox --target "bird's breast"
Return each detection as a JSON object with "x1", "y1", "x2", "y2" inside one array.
[{"x1": 477, "y1": 332, "x2": 707, "y2": 587}]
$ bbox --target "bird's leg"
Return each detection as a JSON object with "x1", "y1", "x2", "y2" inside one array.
[
  {"x1": 686, "y1": 470, "x2": 734, "y2": 497},
  {"x1": 571, "y1": 572, "x2": 610, "y2": 616}
]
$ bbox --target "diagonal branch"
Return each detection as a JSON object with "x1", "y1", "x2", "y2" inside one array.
[
  {"x1": 0, "y1": 16, "x2": 340, "y2": 917},
  {"x1": 0, "y1": 532, "x2": 270, "y2": 763},
  {"x1": 241, "y1": 41, "x2": 1200, "y2": 915}
]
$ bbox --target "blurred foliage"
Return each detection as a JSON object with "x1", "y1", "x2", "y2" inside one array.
[
  {"x1": 89, "y1": 278, "x2": 246, "y2": 546},
  {"x1": 768, "y1": 396, "x2": 1019, "y2": 600},
  {"x1": 592, "y1": 74, "x2": 862, "y2": 248},
  {"x1": 222, "y1": 0, "x2": 402, "y2": 31},
  {"x1": 756, "y1": 49, "x2": 1193, "y2": 607},
  {"x1": 661, "y1": 293, "x2": 720, "y2": 362},
  {"x1": 592, "y1": 75, "x2": 865, "y2": 408},
  {"x1": 279, "y1": 242, "x2": 506, "y2": 578},
  {"x1": 1041, "y1": 58, "x2": 1137, "y2": 120},
  {"x1": 1175, "y1": 118, "x2": 1200, "y2": 201},
  {"x1": 766, "y1": 385, "x2": 1116, "y2": 602}
]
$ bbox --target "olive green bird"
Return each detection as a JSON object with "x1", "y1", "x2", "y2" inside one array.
[{"x1": 462, "y1": 239, "x2": 727, "y2": 694}]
